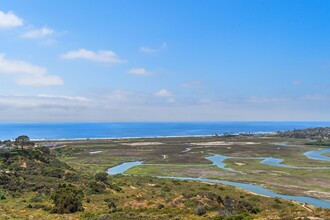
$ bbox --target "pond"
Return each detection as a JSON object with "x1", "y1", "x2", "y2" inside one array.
[{"x1": 107, "y1": 161, "x2": 143, "y2": 175}]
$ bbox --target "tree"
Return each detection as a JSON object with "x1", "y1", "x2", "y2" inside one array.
[
  {"x1": 3, "y1": 140, "x2": 12, "y2": 148},
  {"x1": 51, "y1": 184, "x2": 84, "y2": 214},
  {"x1": 15, "y1": 135, "x2": 33, "y2": 149}
]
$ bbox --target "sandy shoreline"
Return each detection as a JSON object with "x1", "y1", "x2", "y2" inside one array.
[{"x1": 30, "y1": 132, "x2": 276, "y2": 142}]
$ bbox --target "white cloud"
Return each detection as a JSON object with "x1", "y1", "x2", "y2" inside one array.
[
  {"x1": 37, "y1": 94, "x2": 89, "y2": 101},
  {"x1": 0, "y1": 54, "x2": 46, "y2": 74},
  {"x1": 0, "y1": 11, "x2": 23, "y2": 28},
  {"x1": 0, "y1": 53, "x2": 63, "y2": 86},
  {"x1": 22, "y1": 27, "x2": 54, "y2": 39},
  {"x1": 128, "y1": 68, "x2": 149, "y2": 75},
  {"x1": 0, "y1": 95, "x2": 88, "y2": 110},
  {"x1": 61, "y1": 49, "x2": 126, "y2": 64},
  {"x1": 139, "y1": 47, "x2": 158, "y2": 54},
  {"x1": 16, "y1": 75, "x2": 63, "y2": 86},
  {"x1": 139, "y1": 42, "x2": 167, "y2": 54},
  {"x1": 154, "y1": 89, "x2": 173, "y2": 97}
]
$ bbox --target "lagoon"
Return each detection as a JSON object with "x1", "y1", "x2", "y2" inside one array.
[{"x1": 107, "y1": 160, "x2": 330, "y2": 208}]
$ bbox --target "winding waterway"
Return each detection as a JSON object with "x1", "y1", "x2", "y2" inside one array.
[
  {"x1": 206, "y1": 154, "x2": 330, "y2": 170},
  {"x1": 107, "y1": 147, "x2": 330, "y2": 208},
  {"x1": 304, "y1": 148, "x2": 330, "y2": 161}
]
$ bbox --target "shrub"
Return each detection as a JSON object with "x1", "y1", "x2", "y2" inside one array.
[
  {"x1": 196, "y1": 205, "x2": 206, "y2": 216},
  {"x1": 162, "y1": 186, "x2": 171, "y2": 192},
  {"x1": 30, "y1": 193, "x2": 44, "y2": 203},
  {"x1": 225, "y1": 212, "x2": 253, "y2": 220},
  {"x1": 95, "y1": 172, "x2": 108, "y2": 182},
  {"x1": 51, "y1": 184, "x2": 84, "y2": 214},
  {"x1": 42, "y1": 167, "x2": 65, "y2": 178},
  {"x1": 104, "y1": 198, "x2": 117, "y2": 212},
  {"x1": 0, "y1": 189, "x2": 6, "y2": 200},
  {"x1": 108, "y1": 182, "x2": 122, "y2": 192},
  {"x1": 97, "y1": 214, "x2": 112, "y2": 220},
  {"x1": 158, "y1": 204, "x2": 165, "y2": 209},
  {"x1": 89, "y1": 181, "x2": 105, "y2": 194},
  {"x1": 64, "y1": 172, "x2": 79, "y2": 182}
]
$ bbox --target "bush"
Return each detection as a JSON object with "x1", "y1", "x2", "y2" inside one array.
[
  {"x1": 97, "y1": 214, "x2": 112, "y2": 220},
  {"x1": 89, "y1": 181, "x2": 105, "y2": 194},
  {"x1": 104, "y1": 198, "x2": 117, "y2": 212},
  {"x1": 95, "y1": 172, "x2": 108, "y2": 182},
  {"x1": 196, "y1": 205, "x2": 206, "y2": 216},
  {"x1": 108, "y1": 182, "x2": 122, "y2": 192},
  {"x1": 30, "y1": 193, "x2": 44, "y2": 203},
  {"x1": 64, "y1": 172, "x2": 79, "y2": 182},
  {"x1": 42, "y1": 167, "x2": 65, "y2": 178},
  {"x1": 51, "y1": 184, "x2": 84, "y2": 214},
  {"x1": 0, "y1": 189, "x2": 6, "y2": 200},
  {"x1": 225, "y1": 212, "x2": 253, "y2": 220},
  {"x1": 162, "y1": 186, "x2": 171, "y2": 192}
]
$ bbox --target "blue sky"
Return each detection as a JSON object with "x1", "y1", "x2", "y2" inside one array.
[{"x1": 0, "y1": 0, "x2": 329, "y2": 122}]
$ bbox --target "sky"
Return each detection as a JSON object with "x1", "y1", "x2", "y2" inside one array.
[{"x1": 0, "y1": 0, "x2": 330, "y2": 122}]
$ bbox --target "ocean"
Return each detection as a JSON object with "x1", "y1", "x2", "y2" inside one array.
[{"x1": 0, "y1": 121, "x2": 330, "y2": 140}]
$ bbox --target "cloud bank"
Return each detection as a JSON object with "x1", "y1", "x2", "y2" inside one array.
[{"x1": 0, "y1": 92, "x2": 329, "y2": 122}]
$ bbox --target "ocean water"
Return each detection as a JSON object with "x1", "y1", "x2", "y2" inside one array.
[{"x1": 0, "y1": 121, "x2": 330, "y2": 140}]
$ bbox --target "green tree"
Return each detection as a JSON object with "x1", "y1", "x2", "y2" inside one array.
[
  {"x1": 51, "y1": 184, "x2": 84, "y2": 214},
  {"x1": 15, "y1": 135, "x2": 32, "y2": 149},
  {"x1": 3, "y1": 140, "x2": 12, "y2": 148}
]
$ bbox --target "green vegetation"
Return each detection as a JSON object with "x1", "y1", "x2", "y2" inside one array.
[
  {"x1": 14, "y1": 135, "x2": 35, "y2": 149},
  {"x1": 306, "y1": 140, "x2": 330, "y2": 146},
  {"x1": 51, "y1": 184, "x2": 84, "y2": 214},
  {"x1": 0, "y1": 134, "x2": 329, "y2": 219}
]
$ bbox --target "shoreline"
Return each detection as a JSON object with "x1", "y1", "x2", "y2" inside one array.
[
  {"x1": 27, "y1": 131, "x2": 277, "y2": 142},
  {"x1": 1, "y1": 122, "x2": 329, "y2": 142}
]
